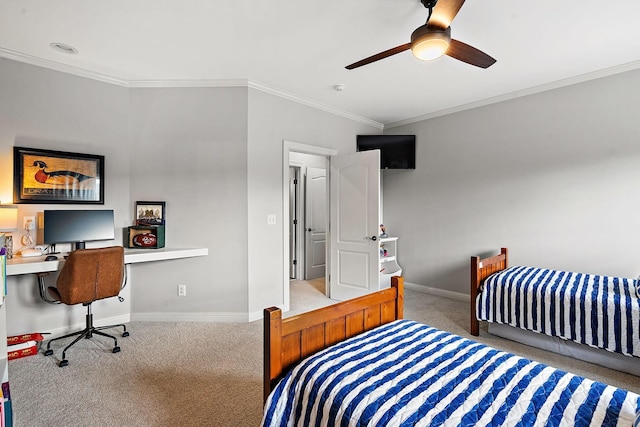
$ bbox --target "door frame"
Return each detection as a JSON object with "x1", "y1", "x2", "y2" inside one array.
[
  {"x1": 282, "y1": 140, "x2": 336, "y2": 312},
  {"x1": 289, "y1": 164, "x2": 303, "y2": 280}
]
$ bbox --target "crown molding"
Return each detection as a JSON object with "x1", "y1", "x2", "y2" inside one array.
[
  {"x1": 247, "y1": 80, "x2": 383, "y2": 129},
  {"x1": 384, "y1": 60, "x2": 640, "y2": 129},
  {"x1": 9, "y1": 44, "x2": 634, "y2": 131},
  {"x1": 128, "y1": 79, "x2": 249, "y2": 88},
  {"x1": 0, "y1": 47, "x2": 129, "y2": 87},
  {"x1": 0, "y1": 47, "x2": 383, "y2": 129}
]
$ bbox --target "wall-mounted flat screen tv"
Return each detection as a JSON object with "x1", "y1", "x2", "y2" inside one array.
[{"x1": 356, "y1": 135, "x2": 416, "y2": 169}]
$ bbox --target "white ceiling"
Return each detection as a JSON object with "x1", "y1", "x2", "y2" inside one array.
[{"x1": 2, "y1": 0, "x2": 640, "y2": 128}]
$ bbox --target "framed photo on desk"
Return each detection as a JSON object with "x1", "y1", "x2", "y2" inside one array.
[
  {"x1": 13, "y1": 147, "x2": 104, "y2": 204},
  {"x1": 135, "y1": 201, "x2": 166, "y2": 226}
]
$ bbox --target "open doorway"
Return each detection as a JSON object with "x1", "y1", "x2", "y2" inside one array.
[
  {"x1": 282, "y1": 141, "x2": 382, "y2": 313},
  {"x1": 289, "y1": 153, "x2": 327, "y2": 280},
  {"x1": 288, "y1": 152, "x2": 328, "y2": 311},
  {"x1": 282, "y1": 141, "x2": 336, "y2": 313}
]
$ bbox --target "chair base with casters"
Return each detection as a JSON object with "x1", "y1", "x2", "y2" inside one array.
[{"x1": 44, "y1": 302, "x2": 130, "y2": 367}]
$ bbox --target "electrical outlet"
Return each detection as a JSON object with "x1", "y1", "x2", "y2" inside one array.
[
  {"x1": 178, "y1": 284, "x2": 187, "y2": 297},
  {"x1": 267, "y1": 214, "x2": 276, "y2": 225},
  {"x1": 23, "y1": 216, "x2": 35, "y2": 230}
]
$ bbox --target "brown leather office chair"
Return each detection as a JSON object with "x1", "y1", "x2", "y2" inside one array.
[{"x1": 38, "y1": 246, "x2": 129, "y2": 367}]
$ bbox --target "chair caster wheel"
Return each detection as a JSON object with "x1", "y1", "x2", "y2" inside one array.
[
  {"x1": 44, "y1": 349, "x2": 53, "y2": 356},
  {"x1": 113, "y1": 346, "x2": 121, "y2": 353},
  {"x1": 59, "y1": 360, "x2": 69, "y2": 367},
  {"x1": 122, "y1": 332, "x2": 130, "y2": 337}
]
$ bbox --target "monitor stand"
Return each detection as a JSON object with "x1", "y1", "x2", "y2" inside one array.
[{"x1": 74, "y1": 242, "x2": 86, "y2": 251}]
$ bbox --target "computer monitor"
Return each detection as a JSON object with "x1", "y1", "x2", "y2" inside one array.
[{"x1": 44, "y1": 209, "x2": 115, "y2": 251}]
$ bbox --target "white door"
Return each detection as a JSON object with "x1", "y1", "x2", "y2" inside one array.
[
  {"x1": 329, "y1": 150, "x2": 381, "y2": 300},
  {"x1": 305, "y1": 167, "x2": 326, "y2": 280}
]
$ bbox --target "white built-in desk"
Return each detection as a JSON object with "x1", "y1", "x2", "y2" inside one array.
[{"x1": 6, "y1": 247, "x2": 209, "y2": 276}]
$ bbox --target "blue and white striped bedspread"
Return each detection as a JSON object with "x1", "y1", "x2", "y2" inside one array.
[
  {"x1": 262, "y1": 320, "x2": 640, "y2": 427},
  {"x1": 477, "y1": 266, "x2": 640, "y2": 357}
]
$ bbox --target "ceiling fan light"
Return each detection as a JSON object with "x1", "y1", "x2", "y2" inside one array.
[
  {"x1": 412, "y1": 38, "x2": 449, "y2": 60},
  {"x1": 410, "y1": 25, "x2": 451, "y2": 61}
]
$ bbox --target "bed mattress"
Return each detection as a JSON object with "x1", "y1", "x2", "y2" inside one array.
[
  {"x1": 262, "y1": 320, "x2": 640, "y2": 426},
  {"x1": 477, "y1": 265, "x2": 640, "y2": 357}
]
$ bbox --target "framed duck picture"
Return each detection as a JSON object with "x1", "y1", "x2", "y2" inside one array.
[{"x1": 13, "y1": 147, "x2": 104, "y2": 204}]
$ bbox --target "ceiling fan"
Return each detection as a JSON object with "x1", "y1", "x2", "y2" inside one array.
[{"x1": 346, "y1": 0, "x2": 496, "y2": 70}]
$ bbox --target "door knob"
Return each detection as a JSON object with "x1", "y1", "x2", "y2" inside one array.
[
  {"x1": 366, "y1": 235, "x2": 377, "y2": 241},
  {"x1": 307, "y1": 228, "x2": 316, "y2": 232}
]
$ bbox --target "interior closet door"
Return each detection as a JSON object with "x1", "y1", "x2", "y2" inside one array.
[{"x1": 304, "y1": 167, "x2": 326, "y2": 280}]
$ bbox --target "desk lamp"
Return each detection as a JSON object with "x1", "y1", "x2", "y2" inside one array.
[{"x1": 0, "y1": 205, "x2": 18, "y2": 258}]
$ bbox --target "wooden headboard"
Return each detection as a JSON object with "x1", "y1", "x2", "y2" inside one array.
[
  {"x1": 470, "y1": 248, "x2": 508, "y2": 336},
  {"x1": 263, "y1": 276, "x2": 404, "y2": 403}
]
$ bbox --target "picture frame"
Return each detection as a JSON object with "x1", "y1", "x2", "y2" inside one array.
[
  {"x1": 135, "y1": 201, "x2": 166, "y2": 226},
  {"x1": 13, "y1": 146, "x2": 105, "y2": 204}
]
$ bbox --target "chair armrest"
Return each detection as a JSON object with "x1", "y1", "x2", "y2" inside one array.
[{"x1": 35, "y1": 272, "x2": 61, "y2": 305}]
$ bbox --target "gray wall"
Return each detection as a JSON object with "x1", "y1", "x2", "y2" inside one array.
[
  {"x1": 7, "y1": 55, "x2": 635, "y2": 329},
  {"x1": 0, "y1": 58, "x2": 131, "y2": 335},
  {"x1": 384, "y1": 68, "x2": 640, "y2": 295},
  {"x1": 128, "y1": 87, "x2": 249, "y2": 318},
  {"x1": 0, "y1": 57, "x2": 379, "y2": 334},
  {"x1": 246, "y1": 88, "x2": 379, "y2": 316}
]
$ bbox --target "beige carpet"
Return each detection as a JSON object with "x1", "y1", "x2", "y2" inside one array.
[{"x1": 7, "y1": 279, "x2": 639, "y2": 426}]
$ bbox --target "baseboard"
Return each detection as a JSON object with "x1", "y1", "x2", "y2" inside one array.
[
  {"x1": 129, "y1": 285, "x2": 468, "y2": 324},
  {"x1": 46, "y1": 314, "x2": 131, "y2": 339},
  {"x1": 248, "y1": 310, "x2": 265, "y2": 323},
  {"x1": 130, "y1": 312, "x2": 249, "y2": 323},
  {"x1": 404, "y1": 281, "x2": 470, "y2": 302}
]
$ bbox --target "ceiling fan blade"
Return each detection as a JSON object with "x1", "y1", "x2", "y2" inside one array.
[
  {"x1": 429, "y1": 0, "x2": 465, "y2": 29},
  {"x1": 446, "y1": 39, "x2": 496, "y2": 68},
  {"x1": 345, "y1": 43, "x2": 411, "y2": 70}
]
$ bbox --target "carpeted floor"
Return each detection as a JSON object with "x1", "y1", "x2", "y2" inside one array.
[{"x1": 7, "y1": 279, "x2": 639, "y2": 426}]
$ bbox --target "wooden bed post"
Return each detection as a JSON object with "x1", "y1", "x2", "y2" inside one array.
[
  {"x1": 470, "y1": 248, "x2": 508, "y2": 336},
  {"x1": 391, "y1": 276, "x2": 404, "y2": 319},
  {"x1": 263, "y1": 307, "x2": 282, "y2": 403},
  {"x1": 470, "y1": 256, "x2": 480, "y2": 336}
]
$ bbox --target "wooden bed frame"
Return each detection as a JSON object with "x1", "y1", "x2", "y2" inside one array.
[
  {"x1": 470, "y1": 247, "x2": 508, "y2": 336},
  {"x1": 468, "y1": 247, "x2": 640, "y2": 376},
  {"x1": 263, "y1": 276, "x2": 404, "y2": 403}
]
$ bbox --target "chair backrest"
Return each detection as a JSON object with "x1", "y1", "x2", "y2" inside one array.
[{"x1": 55, "y1": 246, "x2": 124, "y2": 305}]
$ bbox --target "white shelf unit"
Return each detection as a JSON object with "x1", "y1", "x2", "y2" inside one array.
[{"x1": 379, "y1": 236, "x2": 402, "y2": 288}]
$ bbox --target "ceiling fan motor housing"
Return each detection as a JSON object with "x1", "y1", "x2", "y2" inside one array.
[
  {"x1": 410, "y1": 25, "x2": 451, "y2": 60},
  {"x1": 420, "y1": 0, "x2": 439, "y2": 9}
]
